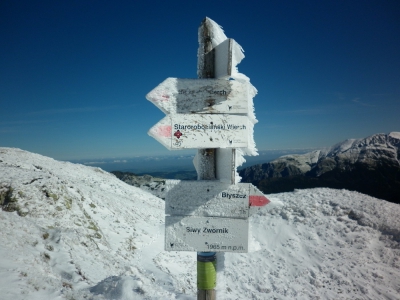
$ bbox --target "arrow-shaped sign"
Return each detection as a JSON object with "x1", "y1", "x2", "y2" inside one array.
[
  {"x1": 165, "y1": 181, "x2": 270, "y2": 218},
  {"x1": 148, "y1": 114, "x2": 252, "y2": 150},
  {"x1": 146, "y1": 78, "x2": 250, "y2": 114}
]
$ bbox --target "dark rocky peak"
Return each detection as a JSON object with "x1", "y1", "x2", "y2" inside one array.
[{"x1": 239, "y1": 132, "x2": 400, "y2": 203}]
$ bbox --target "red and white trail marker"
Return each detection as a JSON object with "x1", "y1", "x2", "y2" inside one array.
[{"x1": 249, "y1": 184, "x2": 271, "y2": 207}]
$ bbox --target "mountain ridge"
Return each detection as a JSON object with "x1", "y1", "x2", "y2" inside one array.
[{"x1": 240, "y1": 132, "x2": 400, "y2": 203}]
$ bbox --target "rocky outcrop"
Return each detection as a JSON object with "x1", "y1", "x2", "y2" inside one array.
[
  {"x1": 310, "y1": 132, "x2": 400, "y2": 176},
  {"x1": 239, "y1": 150, "x2": 321, "y2": 181},
  {"x1": 111, "y1": 171, "x2": 168, "y2": 199},
  {"x1": 240, "y1": 132, "x2": 400, "y2": 203}
]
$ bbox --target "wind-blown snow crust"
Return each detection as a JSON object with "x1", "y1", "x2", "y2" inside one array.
[{"x1": 1, "y1": 148, "x2": 400, "y2": 299}]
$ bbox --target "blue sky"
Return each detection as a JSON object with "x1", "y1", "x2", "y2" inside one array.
[{"x1": 1, "y1": 0, "x2": 399, "y2": 160}]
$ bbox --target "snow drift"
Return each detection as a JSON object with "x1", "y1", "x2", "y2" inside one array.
[{"x1": 1, "y1": 147, "x2": 400, "y2": 299}]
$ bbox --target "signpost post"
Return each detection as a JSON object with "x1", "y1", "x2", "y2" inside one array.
[{"x1": 146, "y1": 17, "x2": 270, "y2": 300}]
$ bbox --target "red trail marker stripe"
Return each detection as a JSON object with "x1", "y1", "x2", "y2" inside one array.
[
  {"x1": 249, "y1": 195, "x2": 270, "y2": 206},
  {"x1": 155, "y1": 125, "x2": 172, "y2": 137}
]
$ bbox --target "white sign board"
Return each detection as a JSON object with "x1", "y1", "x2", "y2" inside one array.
[
  {"x1": 148, "y1": 114, "x2": 251, "y2": 150},
  {"x1": 206, "y1": 38, "x2": 245, "y2": 79},
  {"x1": 165, "y1": 181, "x2": 250, "y2": 218},
  {"x1": 165, "y1": 216, "x2": 248, "y2": 252},
  {"x1": 146, "y1": 78, "x2": 249, "y2": 114}
]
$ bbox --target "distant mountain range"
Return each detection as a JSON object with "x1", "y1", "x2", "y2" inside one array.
[
  {"x1": 111, "y1": 132, "x2": 400, "y2": 204},
  {"x1": 239, "y1": 132, "x2": 400, "y2": 203}
]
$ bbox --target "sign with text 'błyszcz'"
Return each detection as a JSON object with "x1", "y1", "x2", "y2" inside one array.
[{"x1": 165, "y1": 181, "x2": 270, "y2": 218}]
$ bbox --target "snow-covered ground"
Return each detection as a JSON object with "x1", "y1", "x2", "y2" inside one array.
[{"x1": 1, "y1": 147, "x2": 399, "y2": 299}]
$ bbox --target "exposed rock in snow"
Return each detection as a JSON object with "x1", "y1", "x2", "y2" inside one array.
[
  {"x1": 314, "y1": 132, "x2": 400, "y2": 175},
  {"x1": 111, "y1": 171, "x2": 169, "y2": 199},
  {"x1": 241, "y1": 132, "x2": 400, "y2": 180},
  {"x1": 1, "y1": 147, "x2": 400, "y2": 299},
  {"x1": 240, "y1": 132, "x2": 400, "y2": 203}
]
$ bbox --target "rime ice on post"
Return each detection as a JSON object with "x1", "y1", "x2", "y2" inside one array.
[{"x1": 195, "y1": 17, "x2": 259, "y2": 184}]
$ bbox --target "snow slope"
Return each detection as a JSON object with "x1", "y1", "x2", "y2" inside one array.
[{"x1": 1, "y1": 148, "x2": 400, "y2": 299}]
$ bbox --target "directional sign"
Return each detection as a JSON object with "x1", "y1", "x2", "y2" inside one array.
[
  {"x1": 165, "y1": 181, "x2": 270, "y2": 218},
  {"x1": 146, "y1": 78, "x2": 249, "y2": 114},
  {"x1": 148, "y1": 114, "x2": 251, "y2": 150},
  {"x1": 166, "y1": 182, "x2": 249, "y2": 218},
  {"x1": 165, "y1": 216, "x2": 248, "y2": 253}
]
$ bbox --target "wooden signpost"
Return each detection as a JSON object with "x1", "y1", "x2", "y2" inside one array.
[{"x1": 146, "y1": 17, "x2": 270, "y2": 300}]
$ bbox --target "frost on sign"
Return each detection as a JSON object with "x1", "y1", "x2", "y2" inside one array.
[
  {"x1": 165, "y1": 216, "x2": 248, "y2": 253},
  {"x1": 146, "y1": 78, "x2": 250, "y2": 114},
  {"x1": 165, "y1": 181, "x2": 250, "y2": 218},
  {"x1": 148, "y1": 114, "x2": 251, "y2": 150}
]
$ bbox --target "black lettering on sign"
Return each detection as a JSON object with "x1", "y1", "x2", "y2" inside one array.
[
  {"x1": 227, "y1": 124, "x2": 246, "y2": 130},
  {"x1": 221, "y1": 192, "x2": 247, "y2": 199},
  {"x1": 186, "y1": 227, "x2": 201, "y2": 234},
  {"x1": 203, "y1": 227, "x2": 229, "y2": 234}
]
